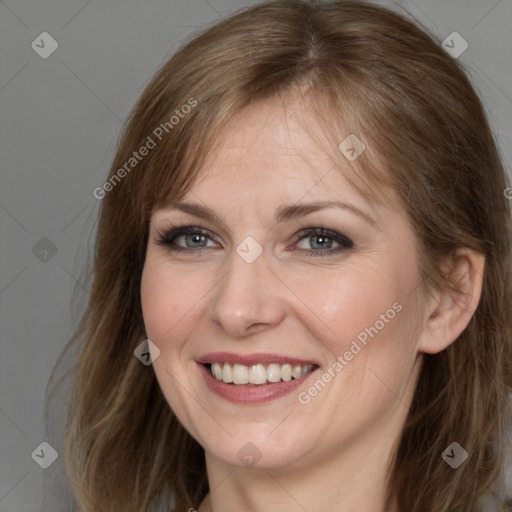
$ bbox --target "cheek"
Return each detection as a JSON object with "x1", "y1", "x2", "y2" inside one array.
[
  {"x1": 301, "y1": 257, "x2": 421, "y2": 379},
  {"x1": 306, "y1": 267, "x2": 405, "y2": 340},
  {"x1": 140, "y1": 260, "x2": 205, "y2": 345}
]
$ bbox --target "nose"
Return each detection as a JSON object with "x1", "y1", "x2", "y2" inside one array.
[{"x1": 207, "y1": 247, "x2": 286, "y2": 338}]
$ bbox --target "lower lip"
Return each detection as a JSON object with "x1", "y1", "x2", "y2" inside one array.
[{"x1": 197, "y1": 363, "x2": 318, "y2": 404}]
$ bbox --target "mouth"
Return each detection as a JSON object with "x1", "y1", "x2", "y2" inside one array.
[
  {"x1": 196, "y1": 352, "x2": 319, "y2": 403},
  {"x1": 205, "y1": 362, "x2": 317, "y2": 385}
]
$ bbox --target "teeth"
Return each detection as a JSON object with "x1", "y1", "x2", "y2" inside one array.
[
  {"x1": 209, "y1": 362, "x2": 315, "y2": 385},
  {"x1": 292, "y1": 364, "x2": 302, "y2": 379},
  {"x1": 281, "y1": 364, "x2": 292, "y2": 382},
  {"x1": 233, "y1": 364, "x2": 249, "y2": 384},
  {"x1": 267, "y1": 363, "x2": 282, "y2": 383},
  {"x1": 222, "y1": 363, "x2": 233, "y2": 383},
  {"x1": 212, "y1": 362, "x2": 223, "y2": 380},
  {"x1": 249, "y1": 364, "x2": 267, "y2": 385}
]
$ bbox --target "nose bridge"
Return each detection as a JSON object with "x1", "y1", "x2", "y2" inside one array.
[{"x1": 208, "y1": 244, "x2": 284, "y2": 336}]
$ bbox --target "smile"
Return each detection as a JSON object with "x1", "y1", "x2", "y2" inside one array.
[{"x1": 196, "y1": 352, "x2": 320, "y2": 403}]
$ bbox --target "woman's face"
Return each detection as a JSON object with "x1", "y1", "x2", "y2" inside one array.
[{"x1": 141, "y1": 97, "x2": 427, "y2": 471}]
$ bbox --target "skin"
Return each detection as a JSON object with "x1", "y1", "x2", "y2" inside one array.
[{"x1": 140, "y1": 96, "x2": 485, "y2": 512}]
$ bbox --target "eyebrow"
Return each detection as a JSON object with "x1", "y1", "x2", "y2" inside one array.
[{"x1": 162, "y1": 200, "x2": 377, "y2": 229}]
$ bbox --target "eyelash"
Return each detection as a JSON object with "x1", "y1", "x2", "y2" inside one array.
[{"x1": 154, "y1": 223, "x2": 354, "y2": 258}]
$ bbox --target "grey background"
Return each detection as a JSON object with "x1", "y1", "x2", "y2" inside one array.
[{"x1": 1, "y1": 0, "x2": 511, "y2": 511}]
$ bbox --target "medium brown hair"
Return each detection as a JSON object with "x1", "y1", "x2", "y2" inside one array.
[{"x1": 46, "y1": 1, "x2": 512, "y2": 510}]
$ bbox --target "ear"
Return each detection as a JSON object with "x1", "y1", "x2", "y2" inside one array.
[{"x1": 417, "y1": 248, "x2": 485, "y2": 355}]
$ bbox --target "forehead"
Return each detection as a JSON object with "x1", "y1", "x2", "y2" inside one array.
[
  {"x1": 187, "y1": 98, "x2": 373, "y2": 209},
  {"x1": 149, "y1": 97, "x2": 421, "y2": 267}
]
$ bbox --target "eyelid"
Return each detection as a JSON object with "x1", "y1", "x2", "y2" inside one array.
[
  {"x1": 154, "y1": 224, "x2": 220, "y2": 247},
  {"x1": 292, "y1": 226, "x2": 353, "y2": 246}
]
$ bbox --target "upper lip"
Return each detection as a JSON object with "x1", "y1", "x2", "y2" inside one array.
[{"x1": 196, "y1": 352, "x2": 318, "y2": 367}]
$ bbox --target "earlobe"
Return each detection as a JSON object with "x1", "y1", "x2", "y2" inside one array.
[{"x1": 417, "y1": 248, "x2": 485, "y2": 355}]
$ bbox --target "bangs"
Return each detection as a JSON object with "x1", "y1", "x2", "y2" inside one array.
[{"x1": 142, "y1": 75, "x2": 401, "y2": 222}]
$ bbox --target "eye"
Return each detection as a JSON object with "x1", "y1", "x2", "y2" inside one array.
[
  {"x1": 155, "y1": 225, "x2": 218, "y2": 252},
  {"x1": 291, "y1": 227, "x2": 354, "y2": 258},
  {"x1": 154, "y1": 224, "x2": 354, "y2": 258}
]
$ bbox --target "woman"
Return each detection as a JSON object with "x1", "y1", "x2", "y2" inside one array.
[{"x1": 48, "y1": 0, "x2": 512, "y2": 510}]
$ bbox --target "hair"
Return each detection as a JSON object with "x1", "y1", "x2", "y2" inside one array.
[{"x1": 44, "y1": 0, "x2": 512, "y2": 510}]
